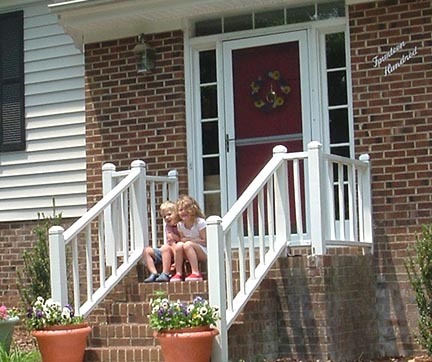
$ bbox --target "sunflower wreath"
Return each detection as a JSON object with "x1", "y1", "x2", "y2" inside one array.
[{"x1": 250, "y1": 70, "x2": 291, "y2": 112}]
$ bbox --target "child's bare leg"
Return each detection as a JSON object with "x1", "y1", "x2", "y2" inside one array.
[
  {"x1": 143, "y1": 246, "x2": 158, "y2": 275},
  {"x1": 173, "y1": 242, "x2": 185, "y2": 275},
  {"x1": 160, "y1": 244, "x2": 174, "y2": 275},
  {"x1": 184, "y1": 242, "x2": 206, "y2": 275}
]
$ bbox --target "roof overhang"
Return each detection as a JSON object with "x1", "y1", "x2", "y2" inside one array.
[
  {"x1": 1, "y1": 0, "x2": 369, "y2": 48},
  {"x1": 48, "y1": 0, "x2": 321, "y2": 47}
]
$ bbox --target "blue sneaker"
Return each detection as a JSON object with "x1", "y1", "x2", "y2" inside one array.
[
  {"x1": 155, "y1": 273, "x2": 170, "y2": 282},
  {"x1": 144, "y1": 273, "x2": 159, "y2": 283}
]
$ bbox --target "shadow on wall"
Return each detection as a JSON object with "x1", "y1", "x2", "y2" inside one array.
[
  {"x1": 275, "y1": 255, "x2": 322, "y2": 360},
  {"x1": 375, "y1": 233, "x2": 415, "y2": 356},
  {"x1": 274, "y1": 254, "x2": 380, "y2": 361},
  {"x1": 225, "y1": 250, "x2": 415, "y2": 361},
  {"x1": 228, "y1": 279, "x2": 280, "y2": 361}
]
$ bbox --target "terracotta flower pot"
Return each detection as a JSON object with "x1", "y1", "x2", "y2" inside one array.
[
  {"x1": 31, "y1": 323, "x2": 92, "y2": 362},
  {"x1": 0, "y1": 316, "x2": 19, "y2": 353},
  {"x1": 154, "y1": 326, "x2": 219, "y2": 362}
]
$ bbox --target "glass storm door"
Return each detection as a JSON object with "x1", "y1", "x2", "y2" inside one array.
[{"x1": 223, "y1": 31, "x2": 310, "y2": 208}]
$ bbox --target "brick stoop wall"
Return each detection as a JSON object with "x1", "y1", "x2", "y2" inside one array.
[
  {"x1": 272, "y1": 255, "x2": 377, "y2": 362},
  {"x1": 83, "y1": 254, "x2": 376, "y2": 362},
  {"x1": 228, "y1": 278, "x2": 280, "y2": 362},
  {"x1": 228, "y1": 255, "x2": 377, "y2": 362}
]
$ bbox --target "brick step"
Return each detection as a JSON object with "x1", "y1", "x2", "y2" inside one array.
[
  {"x1": 85, "y1": 278, "x2": 211, "y2": 361},
  {"x1": 87, "y1": 280, "x2": 209, "y2": 324},
  {"x1": 85, "y1": 346, "x2": 162, "y2": 362},
  {"x1": 137, "y1": 279, "x2": 209, "y2": 298},
  {"x1": 89, "y1": 302, "x2": 150, "y2": 325},
  {"x1": 90, "y1": 323, "x2": 155, "y2": 347}
]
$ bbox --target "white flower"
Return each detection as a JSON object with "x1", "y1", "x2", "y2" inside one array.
[
  {"x1": 34, "y1": 297, "x2": 44, "y2": 308},
  {"x1": 199, "y1": 307, "x2": 208, "y2": 316},
  {"x1": 61, "y1": 307, "x2": 71, "y2": 320}
]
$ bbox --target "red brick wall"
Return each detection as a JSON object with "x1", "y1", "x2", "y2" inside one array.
[
  {"x1": 84, "y1": 30, "x2": 188, "y2": 206},
  {"x1": 0, "y1": 218, "x2": 73, "y2": 308},
  {"x1": 0, "y1": 221, "x2": 35, "y2": 306},
  {"x1": 349, "y1": 0, "x2": 432, "y2": 356}
]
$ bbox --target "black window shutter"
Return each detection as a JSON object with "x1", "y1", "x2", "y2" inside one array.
[{"x1": 0, "y1": 11, "x2": 25, "y2": 152}]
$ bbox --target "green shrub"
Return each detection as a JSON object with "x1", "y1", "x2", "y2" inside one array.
[
  {"x1": 405, "y1": 224, "x2": 432, "y2": 355},
  {"x1": 17, "y1": 208, "x2": 62, "y2": 307}
]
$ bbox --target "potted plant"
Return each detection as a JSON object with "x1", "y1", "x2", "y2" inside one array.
[
  {"x1": 0, "y1": 305, "x2": 20, "y2": 354},
  {"x1": 149, "y1": 295, "x2": 220, "y2": 362},
  {"x1": 23, "y1": 297, "x2": 91, "y2": 362}
]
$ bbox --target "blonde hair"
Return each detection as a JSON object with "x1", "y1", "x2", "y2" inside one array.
[
  {"x1": 159, "y1": 200, "x2": 178, "y2": 219},
  {"x1": 176, "y1": 195, "x2": 205, "y2": 219}
]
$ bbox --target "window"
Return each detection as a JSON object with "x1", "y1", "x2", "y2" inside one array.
[
  {"x1": 195, "y1": 1, "x2": 345, "y2": 36},
  {"x1": 0, "y1": 11, "x2": 25, "y2": 152},
  {"x1": 199, "y1": 50, "x2": 221, "y2": 217},
  {"x1": 324, "y1": 31, "x2": 351, "y2": 158},
  {"x1": 323, "y1": 31, "x2": 352, "y2": 219}
]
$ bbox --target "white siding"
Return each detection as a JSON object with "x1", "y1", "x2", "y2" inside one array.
[{"x1": 0, "y1": 2, "x2": 86, "y2": 222}]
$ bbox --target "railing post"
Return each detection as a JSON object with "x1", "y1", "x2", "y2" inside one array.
[
  {"x1": 103, "y1": 162, "x2": 116, "y2": 266},
  {"x1": 168, "y1": 169, "x2": 179, "y2": 201},
  {"x1": 131, "y1": 160, "x2": 147, "y2": 250},
  {"x1": 49, "y1": 226, "x2": 68, "y2": 306},
  {"x1": 307, "y1": 141, "x2": 326, "y2": 254},
  {"x1": 207, "y1": 216, "x2": 228, "y2": 362},
  {"x1": 273, "y1": 145, "x2": 290, "y2": 245},
  {"x1": 359, "y1": 154, "x2": 373, "y2": 252}
]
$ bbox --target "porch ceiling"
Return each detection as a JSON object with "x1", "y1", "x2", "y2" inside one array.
[{"x1": 49, "y1": 0, "x2": 316, "y2": 47}]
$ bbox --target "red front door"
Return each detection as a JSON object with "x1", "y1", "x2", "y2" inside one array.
[
  {"x1": 232, "y1": 40, "x2": 303, "y2": 195},
  {"x1": 223, "y1": 32, "x2": 309, "y2": 224}
]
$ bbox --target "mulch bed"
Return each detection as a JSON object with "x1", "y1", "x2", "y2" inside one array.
[{"x1": 11, "y1": 328, "x2": 37, "y2": 352}]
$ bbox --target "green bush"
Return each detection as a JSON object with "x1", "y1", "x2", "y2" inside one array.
[
  {"x1": 405, "y1": 224, "x2": 432, "y2": 355},
  {"x1": 17, "y1": 209, "x2": 62, "y2": 307}
]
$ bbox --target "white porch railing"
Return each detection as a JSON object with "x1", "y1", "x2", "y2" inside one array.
[
  {"x1": 208, "y1": 141, "x2": 372, "y2": 361},
  {"x1": 49, "y1": 160, "x2": 178, "y2": 317}
]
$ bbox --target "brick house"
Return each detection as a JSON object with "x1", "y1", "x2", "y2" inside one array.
[{"x1": 0, "y1": 0, "x2": 431, "y2": 360}]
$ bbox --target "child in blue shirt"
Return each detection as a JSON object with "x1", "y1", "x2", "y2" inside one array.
[{"x1": 143, "y1": 200, "x2": 180, "y2": 282}]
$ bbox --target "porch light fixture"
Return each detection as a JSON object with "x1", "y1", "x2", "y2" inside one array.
[{"x1": 133, "y1": 33, "x2": 155, "y2": 73}]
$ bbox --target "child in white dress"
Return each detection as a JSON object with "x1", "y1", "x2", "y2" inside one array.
[{"x1": 170, "y1": 195, "x2": 207, "y2": 282}]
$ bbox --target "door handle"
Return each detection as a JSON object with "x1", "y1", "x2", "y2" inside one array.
[{"x1": 225, "y1": 134, "x2": 235, "y2": 152}]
